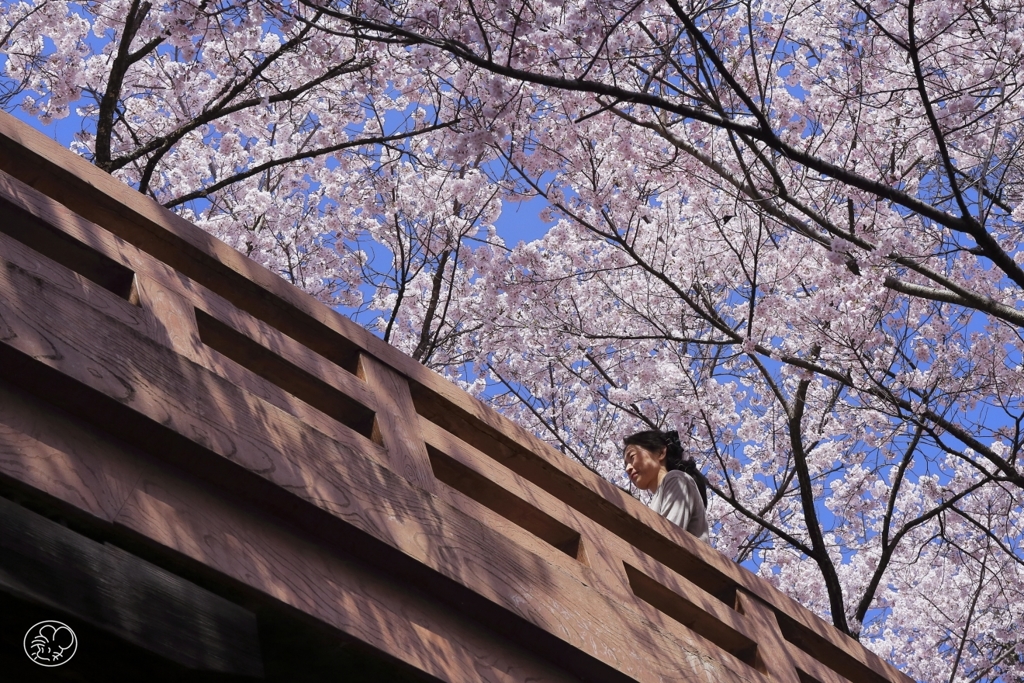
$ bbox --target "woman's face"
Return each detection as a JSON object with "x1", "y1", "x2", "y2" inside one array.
[{"x1": 624, "y1": 444, "x2": 667, "y2": 492}]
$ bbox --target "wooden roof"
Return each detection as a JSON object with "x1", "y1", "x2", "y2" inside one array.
[{"x1": 0, "y1": 111, "x2": 912, "y2": 683}]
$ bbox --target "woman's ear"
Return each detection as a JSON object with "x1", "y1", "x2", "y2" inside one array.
[{"x1": 657, "y1": 446, "x2": 667, "y2": 465}]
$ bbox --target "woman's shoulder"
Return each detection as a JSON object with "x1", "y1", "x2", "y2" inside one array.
[
  {"x1": 662, "y1": 469, "x2": 692, "y2": 486},
  {"x1": 659, "y1": 469, "x2": 695, "y2": 495}
]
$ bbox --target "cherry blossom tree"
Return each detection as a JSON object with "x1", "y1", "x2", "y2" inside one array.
[
  {"x1": 297, "y1": 0, "x2": 1024, "y2": 679},
  {"x1": 0, "y1": 0, "x2": 470, "y2": 309},
  {"x1": 5, "y1": 0, "x2": 1024, "y2": 680}
]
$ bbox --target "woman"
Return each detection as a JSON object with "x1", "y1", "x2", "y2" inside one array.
[{"x1": 623, "y1": 430, "x2": 709, "y2": 543}]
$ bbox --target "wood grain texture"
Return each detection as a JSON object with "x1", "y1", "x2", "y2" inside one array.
[
  {"x1": 420, "y1": 415, "x2": 630, "y2": 595},
  {"x1": 0, "y1": 251, "x2": 759, "y2": 683},
  {"x1": 0, "y1": 166, "x2": 388, "y2": 449},
  {"x1": 358, "y1": 354, "x2": 437, "y2": 493},
  {"x1": 0, "y1": 373, "x2": 577, "y2": 682},
  {"x1": 735, "y1": 592, "x2": 803, "y2": 683},
  {"x1": 0, "y1": 227, "x2": 149, "y2": 338},
  {"x1": 195, "y1": 309, "x2": 377, "y2": 441},
  {"x1": 0, "y1": 195, "x2": 135, "y2": 300},
  {"x1": 0, "y1": 377, "x2": 144, "y2": 523},
  {"x1": 428, "y1": 445, "x2": 585, "y2": 562},
  {"x1": 0, "y1": 212, "x2": 386, "y2": 474},
  {"x1": 134, "y1": 273, "x2": 205, "y2": 361},
  {"x1": 113, "y1": 461, "x2": 583, "y2": 683},
  {"x1": 0, "y1": 167, "x2": 211, "y2": 354},
  {"x1": 193, "y1": 300, "x2": 378, "y2": 413},
  {"x1": 0, "y1": 168, "x2": 144, "y2": 276},
  {"x1": 424, "y1": 452, "x2": 596, "y2": 584}
]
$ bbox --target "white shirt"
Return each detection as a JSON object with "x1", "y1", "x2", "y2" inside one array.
[{"x1": 649, "y1": 470, "x2": 709, "y2": 543}]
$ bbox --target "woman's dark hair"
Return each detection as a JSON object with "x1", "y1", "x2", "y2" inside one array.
[{"x1": 623, "y1": 429, "x2": 708, "y2": 507}]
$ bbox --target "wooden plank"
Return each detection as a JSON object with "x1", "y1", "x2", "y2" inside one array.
[
  {"x1": 0, "y1": 247, "x2": 392, "y2": 503},
  {"x1": 428, "y1": 445, "x2": 586, "y2": 562},
  {"x1": 0, "y1": 228, "x2": 388, "y2": 473},
  {"x1": 115, "y1": 459, "x2": 584, "y2": 683},
  {"x1": 193, "y1": 309, "x2": 378, "y2": 442},
  {"x1": 0, "y1": 229, "x2": 149, "y2": 337},
  {"x1": 358, "y1": 354, "x2": 436, "y2": 493},
  {"x1": 785, "y1": 648, "x2": 855, "y2": 683},
  {"x1": 625, "y1": 564, "x2": 762, "y2": 673},
  {"x1": 425, "y1": 454, "x2": 598, "y2": 586},
  {"x1": 0, "y1": 229, "x2": 376, "y2": 464},
  {"x1": 0, "y1": 381, "x2": 580, "y2": 683},
  {"x1": 192, "y1": 302, "x2": 379, "y2": 414},
  {"x1": 734, "y1": 592, "x2": 803, "y2": 683},
  {"x1": 134, "y1": 272, "x2": 205, "y2": 361},
  {"x1": 0, "y1": 112, "x2": 373, "y2": 373},
  {"x1": 773, "y1": 609, "x2": 896, "y2": 683},
  {"x1": 0, "y1": 377, "x2": 144, "y2": 524},
  {"x1": 0, "y1": 495, "x2": 263, "y2": 676},
  {"x1": 0, "y1": 193, "x2": 135, "y2": 301},
  {"x1": 0, "y1": 168, "x2": 385, "y2": 443},
  {"x1": 0, "y1": 255, "x2": 760, "y2": 683},
  {"x1": 420, "y1": 416, "x2": 628, "y2": 593},
  {"x1": 621, "y1": 558, "x2": 763, "y2": 653}
]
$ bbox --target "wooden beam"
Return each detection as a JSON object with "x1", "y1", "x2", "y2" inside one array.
[
  {"x1": 118, "y1": 455, "x2": 589, "y2": 683},
  {"x1": 0, "y1": 495, "x2": 263, "y2": 677},
  {"x1": 357, "y1": 354, "x2": 436, "y2": 492},
  {"x1": 0, "y1": 381, "x2": 579, "y2": 683},
  {"x1": 734, "y1": 592, "x2": 801, "y2": 683},
  {"x1": 0, "y1": 241, "x2": 761, "y2": 683}
]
